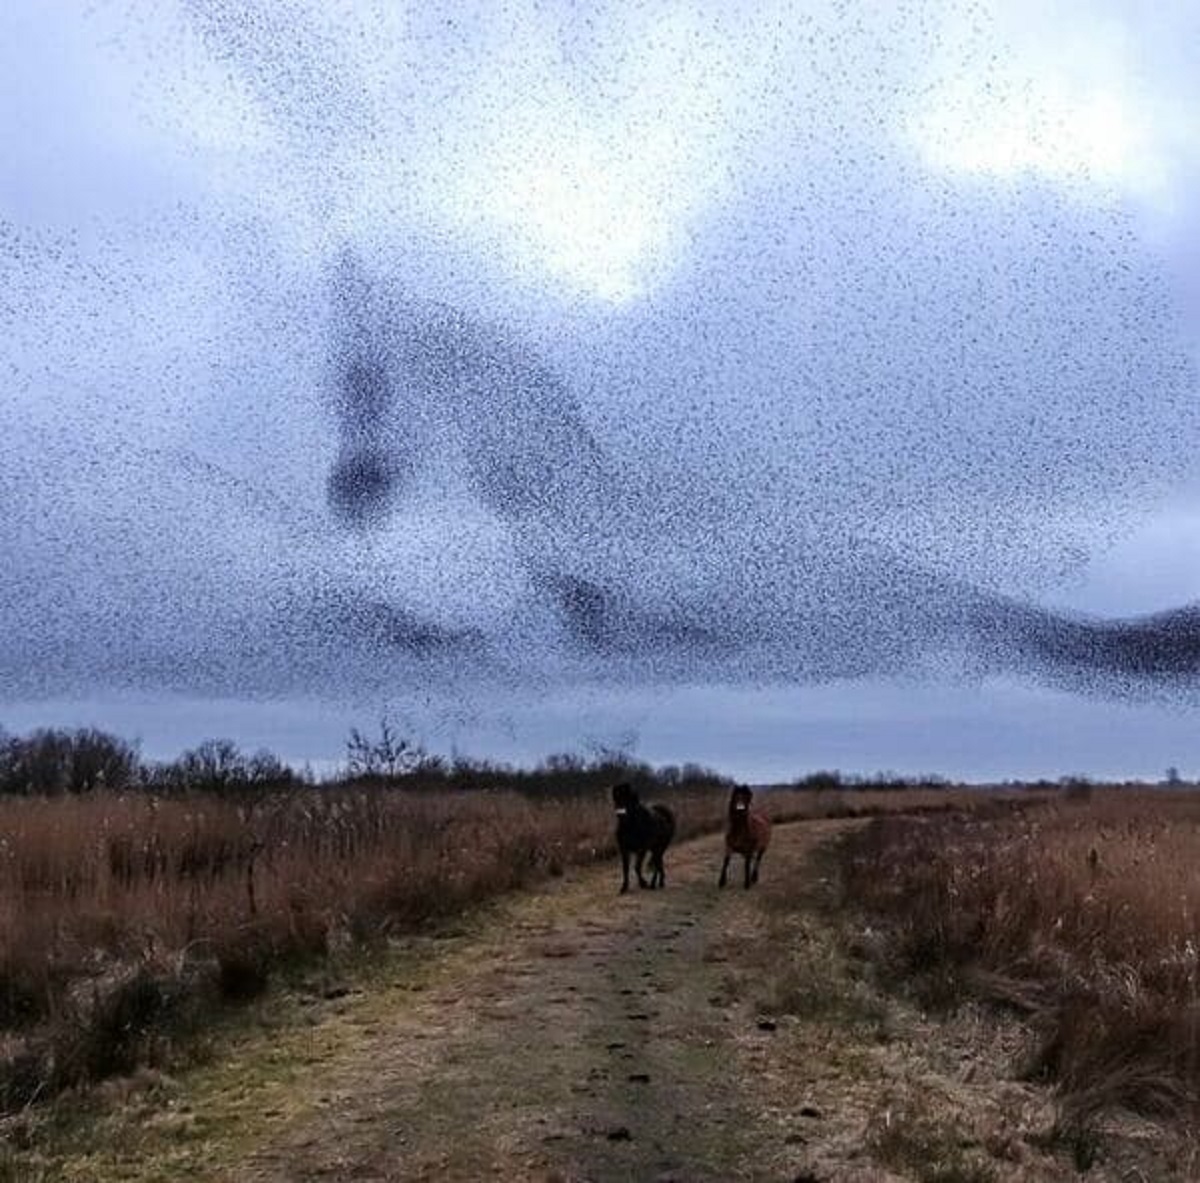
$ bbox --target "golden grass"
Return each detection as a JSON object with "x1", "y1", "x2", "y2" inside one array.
[
  {"x1": 840, "y1": 789, "x2": 1200, "y2": 1127},
  {"x1": 0, "y1": 779, "x2": 1005, "y2": 1109}
]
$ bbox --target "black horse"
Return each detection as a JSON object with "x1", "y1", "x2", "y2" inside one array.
[{"x1": 612, "y1": 782, "x2": 676, "y2": 893}]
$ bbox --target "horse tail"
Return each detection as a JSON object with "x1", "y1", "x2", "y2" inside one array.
[{"x1": 651, "y1": 803, "x2": 676, "y2": 847}]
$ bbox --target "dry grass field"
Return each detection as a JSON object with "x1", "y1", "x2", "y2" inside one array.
[
  {"x1": 840, "y1": 788, "x2": 1200, "y2": 1146},
  {"x1": 13, "y1": 725, "x2": 1193, "y2": 1175},
  {"x1": 0, "y1": 770, "x2": 978, "y2": 1111},
  {"x1": 9, "y1": 769, "x2": 1200, "y2": 1179}
]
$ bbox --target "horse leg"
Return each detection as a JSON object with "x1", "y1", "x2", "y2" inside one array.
[
  {"x1": 744, "y1": 853, "x2": 753, "y2": 889},
  {"x1": 752, "y1": 850, "x2": 764, "y2": 884},
  {"x1": 620, "y1": 847, "x2": 631, "y2": 894},
  {"x1": 635, "y1": 849, "x2": 650, "y2": 889},
  {"x1": 719, "y1": 851, "x2": 730, "y2": 887},
  {"x1": 655, "y1": 850, "x2": 666, "y2": 888}
]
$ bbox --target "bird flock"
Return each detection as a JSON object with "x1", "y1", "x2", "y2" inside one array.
[{"x1": 2, "y1": 1, "x2": 1198, "y2": 715}]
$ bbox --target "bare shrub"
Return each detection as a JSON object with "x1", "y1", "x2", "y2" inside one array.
[
  {"x1": 0, "y1": 728, "x2": 140, "y2": 795},
  {"x1": 151, "y1": 739, "x2": 294, "y2": 795},
  {"x1": 345, "y1": 717, "x2": 423, "y2": 779}
]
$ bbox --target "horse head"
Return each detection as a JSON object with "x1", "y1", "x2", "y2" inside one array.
[
  {"x1": 729, "y1": 785, "x2": 754, "y2": 816},
  {"x1": 612, "y1": 782, "x2": 638, "y2": 817}
]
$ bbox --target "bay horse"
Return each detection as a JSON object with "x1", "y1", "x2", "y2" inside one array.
[
  {"x1": 719, "y1": 784, "x2": 771, "y2": 889},
  {"x1": 612, "y1": 782, "x2": 676, "y2": 893}
]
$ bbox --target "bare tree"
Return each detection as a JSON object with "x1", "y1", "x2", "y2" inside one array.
[
  {"x1": 346, "y1": 716, "x2": 423, "y2": 779},
  {"x1": 0, "y1": 727, "x2": 140, "y2": 795}
]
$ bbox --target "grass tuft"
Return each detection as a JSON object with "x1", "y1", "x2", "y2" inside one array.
[{"x1": 840, "y1": 789, "x2": 1200, "y2": 1129}]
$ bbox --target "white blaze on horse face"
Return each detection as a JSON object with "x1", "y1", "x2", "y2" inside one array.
[{"x1": 614, "y1": 807, "x2": 628, "y2": 816}]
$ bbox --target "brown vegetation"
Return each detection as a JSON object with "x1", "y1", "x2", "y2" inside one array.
[
  {"x1": 840, "y1": 789, "x2": 1200, "y2": 1139},
  {"x1": 0, "y1": 785, "x2": 677, "y2": 1107},
  {"x1": 0, "y1": 771, "x2": 990, "y2": 1112},
  {"x1": 0, "y1": 721, "x2": 1025, "y2": 1114}
]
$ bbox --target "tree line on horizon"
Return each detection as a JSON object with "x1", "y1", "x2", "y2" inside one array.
[
  {"x1": 0, "y1": 720, "x2": 1174, "y2": 797},
  {"x1": 0, "y1": 720, "x2": 733, "y2": 797}
]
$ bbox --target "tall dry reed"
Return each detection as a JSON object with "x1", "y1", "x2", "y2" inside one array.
[
  {"x1": 0, "y1": 780, "x2": 986, "y2": 1107},
  {"x1": 840, "y1": 790, "x2": 1200, "y2": 1125}
]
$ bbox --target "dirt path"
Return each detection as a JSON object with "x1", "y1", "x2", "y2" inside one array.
[{"x1": 25, "y1": 820, "x2": 1120, "y2": 1182}]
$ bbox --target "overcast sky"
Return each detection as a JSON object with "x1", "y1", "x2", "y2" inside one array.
[{"x1": 2, "y1": 1, "x2": 1200, "y2": 780}]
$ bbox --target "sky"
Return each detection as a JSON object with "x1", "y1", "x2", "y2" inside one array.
[{"x1": 2, "y1": 1, "x2": 1200, "y2": 781}]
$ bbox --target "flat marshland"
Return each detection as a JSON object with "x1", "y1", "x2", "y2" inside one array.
[
  {"x1": 841, "y1": 789, "x2": 1200, "y2": 1147},
  {"x1": 0, "y1": 768, "x2": 969, "y2": 1109},
  {"x1": 6, "y1": 760, "x2": 1200, "y2": 1179}
]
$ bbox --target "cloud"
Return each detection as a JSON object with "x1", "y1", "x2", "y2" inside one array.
[{"x1": 2, "y1": 0, "x2": 1200, "y2": 725}]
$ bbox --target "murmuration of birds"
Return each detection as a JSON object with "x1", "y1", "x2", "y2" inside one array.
[{"x1": 2, "y1": 2, "x2": 1199, "y2": 707}]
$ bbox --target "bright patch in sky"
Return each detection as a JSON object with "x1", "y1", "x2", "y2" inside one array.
[
  {"x1": 915, "y1": 77, "x2": 1142, "y2": 184},
  {"x1": 909, "y1": 7, "x2": 1171, "y2": 201},
  {"x1": 443, "y1": 5, "x2": 753, "y2": 303},
  {"x1": 484, "y1": 130, "x2": 677, "y2": 303}
]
